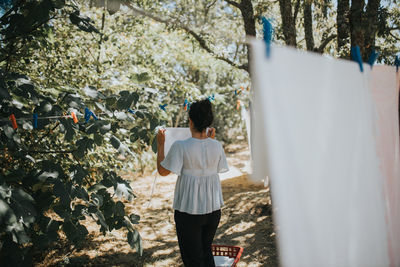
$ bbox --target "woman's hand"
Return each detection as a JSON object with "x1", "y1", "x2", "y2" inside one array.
[
  {"x1": 157, "y1": 128, "x2": 166, "y2": 146},
  {"x1": 207, "y1": 127, "x2": 216, "y2": 139}
]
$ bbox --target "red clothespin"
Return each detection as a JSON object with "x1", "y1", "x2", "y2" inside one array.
[
  {"x1": 236, "y1": 100, "x2": 241, "y2": 110},
  {"x1": 9, "y1": 114, "x2": 17, "y2": 129},
  {"x1": 71, "y1": 112, "x2": 78, "y2": 123}
]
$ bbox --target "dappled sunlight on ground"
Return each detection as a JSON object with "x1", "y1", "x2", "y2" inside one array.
[{"x1": 36, "y1": 143, "x2": 277, "y2": 266}]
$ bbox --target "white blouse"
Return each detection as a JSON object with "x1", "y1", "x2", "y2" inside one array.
[{"x1": 161, "y1": 137, "x2": 229, "y2": 215}]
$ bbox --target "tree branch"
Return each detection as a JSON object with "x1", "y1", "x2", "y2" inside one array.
[
  {"x1": 317, "y1": 34, "x2": 337, "y2": 52},
  {"x1": 389, "y1": 32, "x2": 400, "y2": 41},
  {"x1": 293, "y1": 0, "x2": 301, "y2": 22},
  {"x1": 388, "y1": 26, "x2": 400, "y2": 31},
  {"x1": 1, "y1": 148, "x2": 75, "y2": 154},
  {"x1": 123, "y1": 2, "x2": 248, "y2": 71},
  {"x1": 224, "y1": 0, "x2": 240, "y2": 8}
]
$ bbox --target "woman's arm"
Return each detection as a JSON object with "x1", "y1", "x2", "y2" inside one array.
[{"x1": 157, "y1": 129, "x2": 171, "y2": 176}]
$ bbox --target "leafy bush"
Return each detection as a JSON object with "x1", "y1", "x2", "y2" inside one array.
[{"x1": 0, "y1": 69, "x2": 165, "y2": 264}]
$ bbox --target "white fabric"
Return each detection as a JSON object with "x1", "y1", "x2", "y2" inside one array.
[
  {"x1": 161, "y1": 137, "x2": 228, "y2": 215},
  {"x1": 214, "y1": 256, "x2": 235, "y2": 267},
  {"x1": 250, "y1": 40, "x2": 398, "y2": 266},
  {"x1": 369, "y1": 66, "x2": 400, "y2": 265},
  {"x1": 164, "y1": 127, "x2": 192, "y2": 155}
]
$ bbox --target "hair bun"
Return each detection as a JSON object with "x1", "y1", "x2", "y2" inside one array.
[{"x1": 188, "y1": 98, "x2": 214, "y2": 132}]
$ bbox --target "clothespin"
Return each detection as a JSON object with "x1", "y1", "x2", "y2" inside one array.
[
  {"x1": 9, "y1": 114, "x2": 17, "y2": 129},
  {"x1": 351, "y1": 46, "x2": 363, "y2": 72},
  {"x1": 91, "y1": 112, "x2": 98, "y2": 120},
  {"x1": 262, "y1": 17, "x2": 273, "y2": 58},
  {"x1": 208, "y1": 94, "x2": 215, "y2": 102},
  {"x1": 236, "y1": 100, "x2": 241, "y2": 110},
  {"x1": 183, "y1": 99, "x2": 188, "y2": 110},
  {"x1": 71, "y1": 112, "x2": 78, "y2": 123},
  {"x1": 187, "y1": 102, "x2": 190, "y2": 110},
  {"x1": 159, "y1": 104, "x2": 167, "y2": 111},
  {"x1": 84, "y1": 108, "x2": 91, "y2": 122},
  {"x1": 395, "y1": 56, "x2": 399, "y2": 73},
  {"x1": 367, "y1": 49, "x2": 380, "y2": 68},
  {"x1": 84, "y1": 107, "x2": 98, "y2": 123},
  {"x1": 128, "y1": 108, "x2": 135, "y2": 114},
  {"x1": 33, "y1": 113, "x2": 38, "y2": 129}
]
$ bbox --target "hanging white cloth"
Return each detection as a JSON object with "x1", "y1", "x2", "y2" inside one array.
[
  {"x1": 369, "y1": 66, "x2": 400, "y2": 265},
  {"x1": 164, "y1": 127, "x2": 192, "y2": 155},
  {"x1": 250, "y1": 40, "x2": 399, "y2": 266}
]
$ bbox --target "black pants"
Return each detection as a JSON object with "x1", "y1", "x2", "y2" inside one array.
[{"x1": 174, "y1": 209, "x2": 221, "y2": 267}]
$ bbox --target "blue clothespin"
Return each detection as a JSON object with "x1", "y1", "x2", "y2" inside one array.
[
  {"x1": 187, "y1": 102, "x2": 191, "y2": 110},
  {"x1": 351, "y1": 46, "x2": 363, "y2": 72},
  {"x1": 262, "y1": 17, "x2": 273, "y2": 58},
  {"x1": 367, "y1": 49, "x2": 380, "y2": 68},
  {"x1": 33, "y1": 113, "x2": 38, "y2": 129},
  {"x1": 395, "y1": 56, "x2": 400, "y2": 73},
  {"x1": 159, "y1": 104, "x2": 167, "y2": 111},
  {"x1": 91, "y1": 111, "x2": 98, "y2": 120},
  {"x1": 128, "y1": 108, "x2": 135, "y2": 114},
  {"x1": 208, "y1": 94, "x2": 215, "y2": 101},
  {"x1": 84, "y1": 107, "x2": 91, "y2": 122},
  {"x1": 84, "y1": 107, "x2": 98, "y2": 123}
]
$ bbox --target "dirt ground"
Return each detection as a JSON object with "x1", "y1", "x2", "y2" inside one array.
[{"x1": 38, "y1": 143, "x2": 278, "y2": 266}]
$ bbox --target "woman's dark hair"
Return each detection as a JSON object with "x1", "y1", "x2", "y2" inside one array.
[{"x1": 189, "y1": 98, "x2": 213, "y2": 132}]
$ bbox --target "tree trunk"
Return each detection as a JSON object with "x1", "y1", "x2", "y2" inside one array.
[
  {"x1": 363, "y1": 0, "x2": 380, "y2": 61},
  {"x1": 323, "y1": 0, "x2": 330, "y2": 18},
  {"x1": 238, "y1": 0, "x2": 256, "y2": 72},
  {"x1": 349, "y1": 0, "x2": 365, "y2": 55},
  {"x1": 278, "y1": 0, "x2": 297, "y2": 46},
  {"x1": 304, "y1": 0, "x2": 315, "y2": 51},
  {"x1": 336, "y1": 0, "x2": 349, "y2": 56}
]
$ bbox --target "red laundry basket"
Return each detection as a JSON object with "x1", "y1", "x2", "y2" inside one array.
[{"x1": 212, "y1": 244, "x2": 243, "y2": 267}]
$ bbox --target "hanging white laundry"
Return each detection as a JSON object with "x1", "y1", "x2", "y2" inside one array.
[
  {"x1": 250, "y1": 40, "x2": 398, "y2": 266},
  {"x1": 369, "y1": 66, "x2": 400, "y2": 266},
  {"x1": 164, "y1": 127, "x2": 191, "y2": 155}
]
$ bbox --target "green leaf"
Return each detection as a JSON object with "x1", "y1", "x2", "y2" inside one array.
[
  {"x1": 51, "y1": 0, "x2": 65, "y2": 9},
  {"x1": 95, "y1": 211, "x2": 109, "y2": 231},
  {"x1": 115, "y1": 201, "x2": 125, "y2": 217},
  {"x1": 9, "y1": 188, "x2": 37, "y2": 226},
  {"x1": 127, "y1": 230, "x2": 142, "y2": 256},
  {"x1": 53, "y1": 180, "x2": 70, "y2": 207},
  {"x1": 75, "y1": 137, "x2": 95, "y2": 159},
  {"x1": 99, "y1": 122, "x2": 111, "y2": 134},
  {"x1": 117, "y1": 91, "x2": 138, "y2": 110},
  {"x1": 102, "y1": 200, "x2": 115, "y2": 218},
  {"x1": 53, "y1": 204, "x2": 70, "y2": 219},
  {"x1": 152, "y1": 137, "x2": 157, "y2": 153},
  {"x1": 88, "y1": 205, "x2": 97, "y2": 213},
  {"x1": 110, "y1": 135, "x2": 121, "y2": 149},
  {"x1": 129, "y1": 214, "x2": 140, "y2": 225},
  {"x1": 70, "y1": 166, "x2": 88, "y2": 184},
  {"x1": 94, "y1": 133, "x2": 103, "y2": 145}
]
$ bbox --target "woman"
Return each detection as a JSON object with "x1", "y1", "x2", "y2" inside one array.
[{"x1": 157, "y1": 98, "x2": 229, "y2": 267}]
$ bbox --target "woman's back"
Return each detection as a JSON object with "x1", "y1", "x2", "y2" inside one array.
[{"x1": 161, "y1": 137, "x2": 228, "y2": 215}]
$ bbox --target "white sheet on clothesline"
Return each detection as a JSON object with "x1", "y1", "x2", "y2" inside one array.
[{"x1": 250, "y1": 40, "x2": 400, "y2": 267}]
